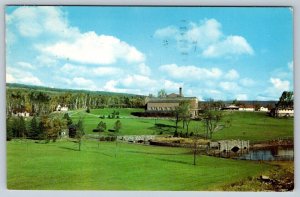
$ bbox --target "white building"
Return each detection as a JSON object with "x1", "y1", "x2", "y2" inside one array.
[
  {"x1": 238, "y1": 107, "x2": 255, "y2": 112},
  {"x1": 258, "y1": 106, "x2": 269, "y2": 112},
  {"x1": 56, "y1": 105, "x2": 68, "y2": 112},
  {"x1": 13, "y1": 111, "x2": 30, "y2": 117}
]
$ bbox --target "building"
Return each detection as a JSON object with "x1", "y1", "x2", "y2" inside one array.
[
  {"x1": 12, "y1": 111, "x2": 30, "y2": 117},
  {"x1": 221, "y1": 105, "x2": 239, "y2": 111},
  {"x1": 145, "y1": 87, "x2": 199, "y2": 118},
  {"x1": 56, "y1": 105, "x2": 68, "y2": 112},
  {"x1": 270, "y1": 108, "x2": 294, "y2": 117},
  {"x1": 238, "y1": 105, "x2": 255, "y2": 112},
  {"x1": 258, "y1": 106, "x2": 269, "y2": 112}
]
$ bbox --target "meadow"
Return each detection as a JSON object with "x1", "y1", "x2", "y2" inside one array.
[
  {"x1": 7, "y1": 139, "x2": 272, "y2": 190},
  {"x1": 70, "y1": 108, "x2": 294, "y2": 142},
  {"x1": 7, "y1": 108, "x2": 293, "y2": 190}
]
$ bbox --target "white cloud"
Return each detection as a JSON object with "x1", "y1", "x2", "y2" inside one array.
[
  {"x1": 17, "y1": 62, "x2": 35, "y2": 69},
  {"x1": 154, "y1": 26, "x2": 178, "y2": 38},
  {"x1": 185, "y1": 19, "x2": 222, "y2": 49},
  {"x1": 6, "y1": 67, "x2": 43, "y2": 85},
  {"x1": 202, "y1": 36, "x2": 254, "y2": 58},
  {"x1": 7, "y1": 6, "x2": 79, "y2": 38},
  {"x1": 159, "y1": 64, "x2": 222, "y2": 80},
  {"x1": 138, "y1": 63, "x2": 151, "y2": 76},
  {"x1": 219, "y1": 81, "x2": 239, "y2": 91},
  {"x1": 225, "y1": 69, "x2": 239, "y2": 80},
  {"x1": 121, "y1": 74, "x2": 157, "y2": 88},
  {"x1": 35, "y1": 55, "x2": 58, "y2": 67},
  {"x1": 6, "y1": 73, "x2": 15, "y2": 83},
  {"x1": 60, "y1": 63, "x2": 121, "y2": 77},
  {"x1": 71, "y1": 77, "x2": 97, "y2": 90},
  {"x1": 270, "y1": 78, "x2": 290, "y2": 92},
  {"x1": 154, "y1": 18, "x2": 253, "y2": 58},
  {"x1": 40, "y1": 32, "x2": 145, "y2": 65},
  {"x1": 288, "y1": 61, "x2": 293, "y2": 71},
  {"x1": 240, "y1": 78, "x2": 255, "y2": 87},
  {"x1": 162, "y1": 80, "x2": 183, "y2": 92},
  {"x1": 236, "y1": 94, "x2": 248, "y2": 100}
]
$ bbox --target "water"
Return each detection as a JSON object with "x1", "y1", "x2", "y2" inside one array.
[{"x1": 238, "y1": 146, "x2": 294, "y2": 161}]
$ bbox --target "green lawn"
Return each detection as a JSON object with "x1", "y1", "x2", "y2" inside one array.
[
  {"x1": 7, "y1": 139, "x2": 272, "y2": 190},
  {"x1": 212, "y1": 111, "x2": 293, "y2": 142},
  {"x1": 69, "y1": 109, "x2": 293, "y2": 142}
]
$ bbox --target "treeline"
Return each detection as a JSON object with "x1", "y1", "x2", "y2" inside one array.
[{"x1": 7, "y1": 85, "x2": 145, "y2": 116}]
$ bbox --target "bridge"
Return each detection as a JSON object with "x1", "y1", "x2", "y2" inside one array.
[{"x1": 210, "y1": 140, "x2": 250, "y2": 153}]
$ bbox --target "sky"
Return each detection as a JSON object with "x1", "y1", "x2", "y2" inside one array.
[{"x1": 5, "y1": 6, "x2": 293, "y2": 101}]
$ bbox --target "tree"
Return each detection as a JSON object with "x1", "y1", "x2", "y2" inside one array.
[
  {"x1": 114, "y1": 120, "x2": 122, "y2": 157},
  {"x1": 191, "y1": 125, "x2": 202, "y2": 165},
  {"x1": 97, "y1": 121, "x2": 107, "y2": 148},
  {"x1": 180, "y1": 101, "x2": 191, "y2": 135},
  {"x1": 28, "y1": 116, "x2": 39, "y2": 139},
  {"x1": 114, "y1": 120, "x2": 122, "y2": 133},
  {"x1": 157, "y1": 89, "x2": 167, "y2": 98},
  {"x1": 276, "y1": 91, "x2": 293, "y2": 108},
  {"x1": 6, "y1": 117, "x2": 13, "y2": 141},
  {"x1": 203, "y1": 111, "x2": 223, "y2": 139},
  {"x1": 76, "y1": 118, "x2": 85, "y2": 151},
  {"x1": 63, "y1": 113, "x2": 73, "y2": 126},
  {"x1": 44, "y1": 117, "x2": 67, "y2": 142}
]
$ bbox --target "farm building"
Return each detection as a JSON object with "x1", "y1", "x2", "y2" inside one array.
[
  {"x1": 258, "y1": 106, "x2": 269, "y2": 112},
  {"x1": 221, "y1": 105, "x2": 239, "y2": 111},
  {"x1": 270, "y1": 108, "x2": 294, "y2": 117},
  {"x1": 56, "y1": 105, "x2": 68, "y2": 112},
  {"x1": 239, "y1": 105, "x2": 255, "y2": 112},
  {"x1": 145, "y1": 87, "x2": 199, "y2": 118}
]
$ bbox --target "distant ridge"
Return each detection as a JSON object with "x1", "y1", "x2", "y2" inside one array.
[{"x1": 6, "y1": 83, "x2": 144, "y2": 97}]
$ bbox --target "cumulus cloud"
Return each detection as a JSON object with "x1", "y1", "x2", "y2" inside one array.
[
  {"x1": 154, "y1": 18, "x2": 253, "y2": 58},
  {"x1": 236, "y1": 94, "x2": 248, "y2": 100},
  {"x1": 159, "y1": 64, "x2": 222, "y2": 80},
  {"x1": 137, "y1": 63, "x2": 151, "y2": 76},
  {"x1": 8, "y1": 6, "x2": 145, "y2": 66},
  {"x1": 17, "y1": 62, "x2": 35, "y2": 69},
  {"x1": 154, "y1": 26, "x2": 178, "y2": 38},
  {"x1": 7, "y1": 6, "x2": 79, "y2": 38},
  {"x1": 240, "y1": 78, "x2": 255, "y2": 87},
  {"x1": 60, "y1": 63, "x2": 121, "y2": 77},
  {"x1": 288, "y1": 61, "x2": 293, "y2": 71},
  {"x1": 270, "y1": 78, "x2": 290, "y2": 92},
  {"x1": 202, "y1": 36, "x2": 253, "y2": 58},
  {"x1": 40, "y1": 32, "x2": 145, "y2": 65},
  {"x1": 225, "y1": 69, "x2": 239, "y2": 80},
  {"x1": 6, "y1": 67, "x2": 43, "y2": 85},
  {"x1": 219, "y1": 81, "x2": 239, "y2": 91}
]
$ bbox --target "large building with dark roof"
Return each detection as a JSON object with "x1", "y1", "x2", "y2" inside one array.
[{"x1": 145, "y1": 87, "x2": 199, "y2": 118}]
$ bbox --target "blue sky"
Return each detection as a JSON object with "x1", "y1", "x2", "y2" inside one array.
[{"x1": 6, "y1": 6, "x2": 293, "y2": 101}]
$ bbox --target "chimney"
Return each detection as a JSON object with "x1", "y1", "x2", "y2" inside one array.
[{"x1": 179, "y1": 87, "x2": 182, "y2": 97}]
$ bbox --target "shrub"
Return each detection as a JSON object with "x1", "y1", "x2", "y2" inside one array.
[
  {"x1": 93, "y1": 129, "x2": 100, "y2": 132},
  {"x1": 86, "y1": 108, "x2": 90, "y2": 113}
]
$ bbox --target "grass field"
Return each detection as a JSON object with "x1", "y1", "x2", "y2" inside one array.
[
  {"x1": 7, "y1": 139, "x2": 273, "y2": 190},
  {"x1": 69, "y1": 108, "x2": 293, "y2": 142}
]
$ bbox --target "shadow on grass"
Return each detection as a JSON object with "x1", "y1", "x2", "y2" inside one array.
[
  {"x1": 58, "y1": 146, "x2": 79, "y2": 151},
  {"x1": 125, "y1": 150, "x2": 184, "y2": 156},
  {"x1": 155, "y1": 157, "x2": 193, "y2": 166},
  {"x1": 58, "y1": 146, "x2": 113, "y2": 157}
]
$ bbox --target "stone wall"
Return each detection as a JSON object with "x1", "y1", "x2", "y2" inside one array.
[
  {"x1": 217, "y1": 140, "x2": 250, "y2": 152},
  {"x1": 117, "y1": 135, "x2": 156, "y2": 143}
]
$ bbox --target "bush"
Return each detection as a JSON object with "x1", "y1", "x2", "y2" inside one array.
[
  {"x1": 93, "y1": 128, "x2": 101, "y2": 132},
  {"x1": 86, "y1": 108, "x2": 90, "y2": 113}
]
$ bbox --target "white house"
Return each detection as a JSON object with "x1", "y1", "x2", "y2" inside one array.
[
  {"x1": 56, "y1": 105, "x2": 68, "y2": 112},
  {"x1": 238, "y1": 105, "x2": 255, "y2": 112},
  {"x1": 258, "y1": 106, "x2": 269, "y2": 112},
  {"x1": 13, "y1": 111, "x2": 30, "y2": 117}
]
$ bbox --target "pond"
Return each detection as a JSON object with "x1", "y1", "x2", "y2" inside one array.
[{"x1": 237, "y1": 146, "x2": 294, "y2": 161}]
